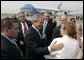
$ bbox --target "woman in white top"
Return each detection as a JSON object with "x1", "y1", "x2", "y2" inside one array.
[
  {"x1": 44, "y1": 21, "x2": 80, "y2": 59},
  {"x1": 75, "y1": 23, "x2": 83, "y2": 59}
]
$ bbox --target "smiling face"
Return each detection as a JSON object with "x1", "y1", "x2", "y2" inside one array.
[
  {"x1": 60, "y1": 15, "x2": 67, "y2": 24},
  {"x1": 1, "y1": 18, "x2": 19, "y2": 39},
  {"x1": 18, "y1": 12, "x2": 26, "y2": 22},
  {"x1": 32, "y1": 14, "x2": 44, "y2": 30},
  {"x1": 10, "y1": 23, "x2": 19, "y2": 39},
  {"x1": 6, "y1": 22, "x2": 19, "y2": 39},
  {"x1": 43, "y1": 12, "x2": 50, "y2": 21}
]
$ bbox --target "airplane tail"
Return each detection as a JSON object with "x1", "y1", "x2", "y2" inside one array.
[{"x1": 57, "y1": 2, "x2": 62, "y2": 9}]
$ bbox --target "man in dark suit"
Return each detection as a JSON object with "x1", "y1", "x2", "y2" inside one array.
[
  {"x1": 52, "y1": 14, "x2": 67, "y2": 39},
  {"x1": 25, "y1": 14, "x2": 64, "y2": 59},
  {"x1": 41, "y1": 12, "x2": 56, "y2": 46},
  {"x1": 16, "y1": 11, "x2": 32, "y2": 57},
  {"x1": 1, "y1": 18, "x2": 23, "y2": 59}
]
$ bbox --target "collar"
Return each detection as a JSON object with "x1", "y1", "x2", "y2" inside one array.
[
  {"x1": 63, "y1": 35, "x2": 73, "y2": 39},
  {"x1": 32, "y1": 25, "x2": 39, "y2": 32},
  {"x1": 1, "y1": 32, "x2": 16, "y2": 44},
  {"x1": 32, "y1": 25, "x2": 41, "y2": 38},
  {"x1": 63, "y1": 35, "x2": 70, "y2": 38}
]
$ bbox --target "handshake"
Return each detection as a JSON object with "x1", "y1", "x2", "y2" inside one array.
[{"x1": 48, "y1": 40, "x2": 64, "y2": 51}]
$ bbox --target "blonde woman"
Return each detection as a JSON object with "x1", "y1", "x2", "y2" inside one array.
[
  {"x1": 44, "y1": 21, "x2": 80, "y2": 59},
  {"x1": 76, "y1": 24, "x2": 83, "y2": 59}
]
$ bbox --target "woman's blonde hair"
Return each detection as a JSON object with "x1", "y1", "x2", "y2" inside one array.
[{"x1": 62, "y1": 21, "x2": 76, "y2": 38}]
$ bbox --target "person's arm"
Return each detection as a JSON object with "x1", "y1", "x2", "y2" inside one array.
[
  {"x1": 25, "y1": 32, "x2": 50, "y2": 55},
  {"x1": 77, "y1": 47, "x2": 83, "y2": 59},
  {"x1": 44, "y1": 38, "x2": 64, "y2": 59},
  {"x1": 34, "y1": 39, "x2": 64, "y2": 55},
  {"x1": 25, "y1": 32, "x2": 64, "y2": 55},
  {"x1": 49, "y1": 39, "x2": 64, "y2": 51}
]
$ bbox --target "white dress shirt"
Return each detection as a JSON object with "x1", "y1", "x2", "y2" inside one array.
[
  {"x1": 44, "y1": 35, "x2": 80, "y2": 59},
  {"x1": 42, "y1": 20, "x2": 48, "y2": 39},
  {"x1": 21, "y1": 22, "x2": 28, "y2": 37}
]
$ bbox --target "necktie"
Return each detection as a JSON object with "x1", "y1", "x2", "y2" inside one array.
[
  {"x1": 23, "y1": 22, "x2": 28, "y2": 34},
  {"x1": 42, "y1": 21, "x2": 47, "y2": 39}
]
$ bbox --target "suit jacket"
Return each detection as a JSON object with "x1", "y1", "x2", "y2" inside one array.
[
  {"x1": 16, "y1": 19, "x2": 32, "y2": 44},
  {"x1": 41, "y1": 19, "x2": 56, "y2": 46},
  {"x1": 45, "y1": 19, "x2": 56, "y2": 39},
  {"x1": 52, "y1": 25, "x2": 62, "y2": 39},
  {"x1": 16, "y1": 19, "x2": 32, "y2": 57},
  {"x1": 1, "y1": 35, "x2": 22, "y2": 59},
  {"x1": 25, "y1": 26, "x2": 50, "y2": 59}
]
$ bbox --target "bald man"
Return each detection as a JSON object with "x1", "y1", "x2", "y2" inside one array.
[{"x1": 52, "y1": 15, "x2": 67, "y2": 39}]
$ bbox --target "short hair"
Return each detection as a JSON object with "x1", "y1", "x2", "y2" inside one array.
[
  {"x1": 1, "y1": 17, "x2": 18, "y2": 32},
  {"x1": 18, "y1": 11, "x2": 25, "y2": 15},
  {"x1": 62, "y1": 21, "x2": 76, "y2": 38},
  {"x1": 43, "y1": 11, "x2": 50, "y2": 15},
  {"x1": 32, "y1": 14, "x2": 43, "y2": 23}
]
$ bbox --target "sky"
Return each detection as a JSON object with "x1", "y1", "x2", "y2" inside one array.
[{"x1": 1, "y1": 1, "x2": 83, "y2": 14}]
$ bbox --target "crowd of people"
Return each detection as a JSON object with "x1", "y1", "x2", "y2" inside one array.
[{"x1": 1, "y1": 11, "x2": 83, "y2": 59}]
